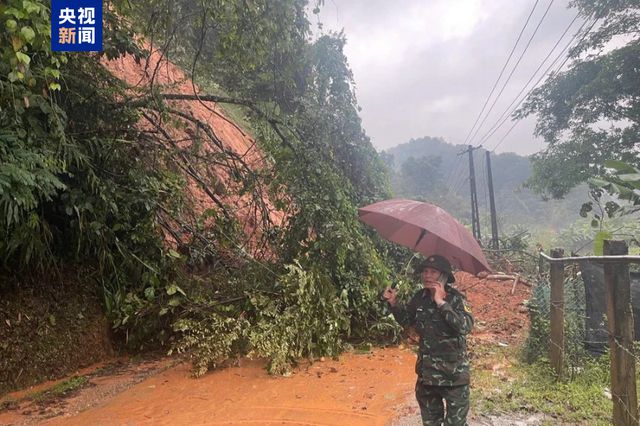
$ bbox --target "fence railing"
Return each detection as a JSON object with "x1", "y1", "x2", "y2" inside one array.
[{"x1": 539, "y1": 241, "x2": 640, "y2": 426}]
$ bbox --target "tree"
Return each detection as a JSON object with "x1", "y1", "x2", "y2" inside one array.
[
  {"x1": 397, "y1": 155, "x2": 443, "y2": 198},
  {"x1": 2, "y1": 0, "x2": 404, "y2": 374},
  {"x1": 516, "y1": 0, "x2": 640, "y2": 199}
]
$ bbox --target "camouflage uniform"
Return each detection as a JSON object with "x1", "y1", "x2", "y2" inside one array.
[{"x1": 391, "y1": 285, "x2": 473, "y2": 426}]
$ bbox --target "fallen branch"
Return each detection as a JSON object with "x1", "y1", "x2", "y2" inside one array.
[
  {"x1": 511, "y1": 276, "x2": 519, "y2": 295},
  {"x1": 486, "y1": 274, "x2": 532, "y2": 287}
]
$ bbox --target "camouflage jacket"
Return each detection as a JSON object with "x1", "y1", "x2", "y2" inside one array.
[{"x1": 390, "y1": 286, "x2": 473, "y2": 386}]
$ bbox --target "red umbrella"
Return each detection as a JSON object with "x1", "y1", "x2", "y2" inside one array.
[{"x1": 358, "y1": 199, "x2": 491, "y2": 274}]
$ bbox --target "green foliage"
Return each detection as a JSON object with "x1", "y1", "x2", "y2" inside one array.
[
  {"x1": 499, "y1": 228, "x2": 531, "y2": 252},
  {"x1": 474, "y1": 346, "x2": 612, "y2": 424},
  {"x1": 31, "y1": 376, "x2": 89, "y2": 403},
  {"x1": 522, "y1": 282, "x2": 551, "y2": 363},
  {"x1": 2, "y1": 0, "x2": 401, "y2": 377},
  {"x1": 172, "y1": 313, "x2": 249, "y2": 378},
  {"x1": 1, "y1": 0, "x2": 184, "y2": 351},
  {"x1": 552, "y1": 216, "x2": 640, "y2": 254},
  {"x1": 247, "y1": 262, "x2": 349, "y2": 374},
  {"x1": 1, "y1": 0, "x2": 67, "y2": 258},
  {"x1": 0, "y1": 0, "x2": 64, "y2": 88},
  {"x1": 395, "y1": 155, "x2": 443, "y2": 199},
  {"x1": 593, "y1": 230, "x2": 612, "y2": 256},
  {"x1": 587, "y1": 160, "x2": 640, "y2": 219},
  {"x1": 516, "y1": 0, "x2": 640, "y2": 199}
]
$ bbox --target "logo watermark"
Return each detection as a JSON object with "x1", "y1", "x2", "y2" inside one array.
[{"x1": 51, "y1": 0, "x2": 102, "y2": 52}]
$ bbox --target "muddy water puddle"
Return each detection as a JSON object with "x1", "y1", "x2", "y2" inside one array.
[{"x1": 1, "y1": 347, "x2": 416, "y2": 425}]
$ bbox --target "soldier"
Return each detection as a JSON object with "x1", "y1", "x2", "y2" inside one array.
[{"x1": 383, "y1": 255, "x2": 473, "y2": 426}]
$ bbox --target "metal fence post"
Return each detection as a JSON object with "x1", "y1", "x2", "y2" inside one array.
[
  {"x1": 604, "y1": 240, "x2": 638, "y2": 425},
  {"x1": 550, "y1": 248, "x2": 564, "y2": 378}
]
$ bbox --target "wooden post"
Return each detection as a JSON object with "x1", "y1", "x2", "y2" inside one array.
[
  {"x1": 538, "y1": 252, "x2": 544, "y2": 275},
  {"x1": 549, "y1": 248, "x2": 564, "y2": 378},
  {"x1": 604, "y1": 240, "x2": 638, "y2": 425}
]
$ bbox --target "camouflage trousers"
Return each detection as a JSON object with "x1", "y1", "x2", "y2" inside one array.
[{"x1": 415, "y1": 381, "x2": 469, "y2": 426}]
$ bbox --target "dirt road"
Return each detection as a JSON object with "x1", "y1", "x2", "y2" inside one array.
[{"x1": 0, "y1": 273, "x2": 531, "y2": 425}]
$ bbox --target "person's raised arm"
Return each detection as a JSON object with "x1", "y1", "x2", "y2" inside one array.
[{"x1": 384, "y1": 287, "x2": 418, "y2": 328}]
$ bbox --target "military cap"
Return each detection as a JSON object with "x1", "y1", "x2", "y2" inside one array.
[{"x1": 416, "y1": 254, "x2": 455, "y2": 283}]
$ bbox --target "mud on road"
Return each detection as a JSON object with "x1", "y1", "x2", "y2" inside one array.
[{"x1": 0, "y1": 272, "x2": 531, "y2": 425}]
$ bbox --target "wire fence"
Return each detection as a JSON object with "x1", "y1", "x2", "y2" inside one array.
[
  {"x1": 523, "y1": 266, "x2": 597, "y2": 376},
  {"x1": 532, "y1": 247, "x2": 640, "y2": 424}
]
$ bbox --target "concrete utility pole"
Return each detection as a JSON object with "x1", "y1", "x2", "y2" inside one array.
[
  {"x1": 485, "y1": 151, "x2": 499, "y2": 249},
  {"x1": 460, "y1": 145, "x2": 482, "y2": 242}
]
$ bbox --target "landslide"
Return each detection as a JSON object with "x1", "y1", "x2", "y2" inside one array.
[
  {"x1": 2, "y1": 0, "x2": 392, "y2": 395},
  {"x1": 1, "y1": 49, "x2": 273, "y2": 395}
]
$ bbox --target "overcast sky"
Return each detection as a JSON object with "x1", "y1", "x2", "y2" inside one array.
[{"x1": 315, "y1": 0, "x2": 581, "y2": 155}]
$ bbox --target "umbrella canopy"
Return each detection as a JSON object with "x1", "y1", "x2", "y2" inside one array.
[{"x1": 358, "y1": 199, "x2": 491, "y2": 274}]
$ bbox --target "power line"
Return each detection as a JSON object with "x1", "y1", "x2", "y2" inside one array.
[
  {"x1": 444, "y1": 154, "x2": 466, "y2": 194},
  {"x1": 451, "y1": 174, "x2": 468, "y2": 198},
  {"x1": 490, "y1": 119, "x2": 521, "y2": 153},
  {"x1": 468, "y1": 0, "x2": 556, "y2": 147},
  {"x1": 462, "y1": 0, "x2": 541, "y2": 147},
  {"x1": 487, "y1": 17, "x2": 599, "y2": 152},
  {"x1": 448, "y1": 148, "x2": 475, "y2": 196},
  {"x1": 451, "y1": 148, "x2": 472, "y2": 196},
  {"x1": 453, "y1": 175, "x2": 469, "y2": 198},
  {"x1": 475, "y1": 14, "x2": 586, "y2": 150},
  {"x1": 452, "y1": 164, "x2": 470, "y2": 196}
]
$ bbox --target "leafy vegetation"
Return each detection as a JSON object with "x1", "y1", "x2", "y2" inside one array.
[
  {"x1": 2, "y1": 5, "x2": 639, "y2": 426},
  {"x1": 1, "y1": 0, "x2": 412, "y2": 386},
  {"x1": 516, "y1": 0, "x2": 640, "y2": 200},
  {"x1": 472, "y1": 345, "x2": 613, "y2": 425},
  {"x1": 31, "y1": 376, "x2": 89, "y2": 404}
]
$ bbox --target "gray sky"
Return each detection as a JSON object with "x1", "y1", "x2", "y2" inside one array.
[{"x1": 315, "y1": 0, "x2": 581, "y2": 155}]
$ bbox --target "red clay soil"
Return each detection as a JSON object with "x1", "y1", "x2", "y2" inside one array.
[
  {"x1": 455, "y1": 271, "x2": 530, "y2": 344},
  {"x1": 102, "y1": 50, "x2": 286, "y2": 257},
  {"x1": 0, "y1": 273, "x2": 530, "y2": 426},
  {"x1": 42, "y1": 349, "x2": 417, "y2": 426}
]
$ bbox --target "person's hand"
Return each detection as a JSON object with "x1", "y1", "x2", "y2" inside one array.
[
  {"x1": 424, "y1": 280, "x2": 447, "y2": 306},
  {"x1": 382, "y1": 287, "x2": 397, "y2": 306}
]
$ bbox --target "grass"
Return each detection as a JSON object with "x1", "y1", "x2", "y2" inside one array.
[
  {"x1": 31, "y1": 376, "x2": 90, "y2": 404},
  {"x1": 0, "y1": 375, "x2": 91, "y2": 413},
  {"x1": 471, "y1": 343, "x2": 614, "y2": 425}
]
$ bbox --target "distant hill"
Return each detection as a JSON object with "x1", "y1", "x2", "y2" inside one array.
[{"x1": 382, "y1": 137, "x2": 586, "y2": 236}]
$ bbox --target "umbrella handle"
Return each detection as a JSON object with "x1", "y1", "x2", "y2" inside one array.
[
  {"x1": 379, "y1": 254, "x2": 416, "y2": 301},
  {"x1": 404, "y1": 253, "x2": 419, "y2": 276},
  {"x1": 379, "y1": 253, "x2": 417, "y2": 302}
]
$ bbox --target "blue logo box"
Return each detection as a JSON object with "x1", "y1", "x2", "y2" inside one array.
[{"x1": 51, "y1": 0, "x2": 102, "y2": 52}]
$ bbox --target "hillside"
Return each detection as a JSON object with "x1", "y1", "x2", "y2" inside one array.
[
  {"x1": 1, "y1": 0, "x2": 393, "y2": 395},
  {"x1": 382, "y1": 137, "x2": 587, "y2": 234}
]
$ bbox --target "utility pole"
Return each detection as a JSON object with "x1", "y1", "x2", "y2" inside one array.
[
  {"x1": 485, "y1": 151, "x2": 499, "y2": 249},
  {"x1": 459, "y1": 145, "x2": 481, "y2": 242}
]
